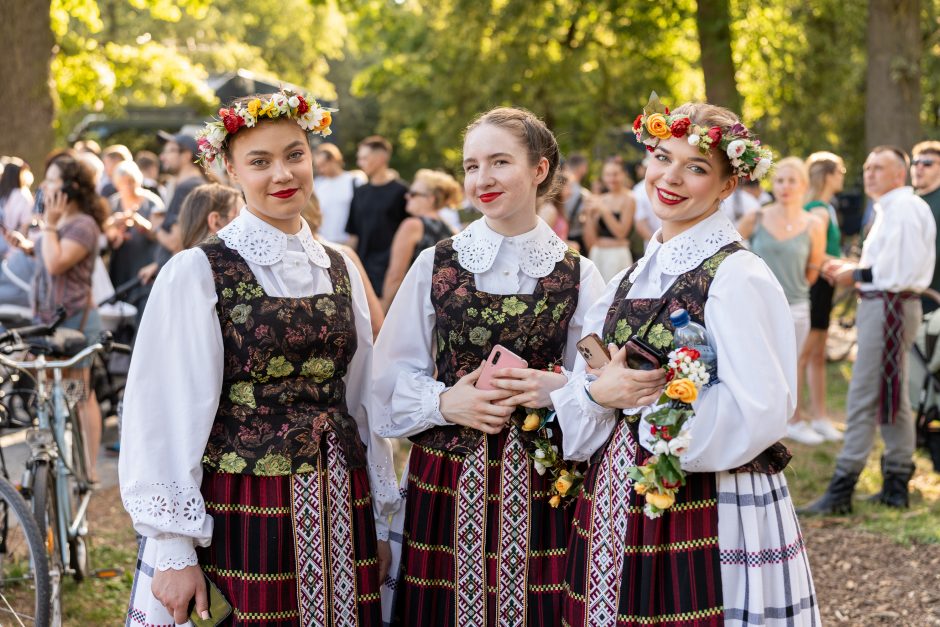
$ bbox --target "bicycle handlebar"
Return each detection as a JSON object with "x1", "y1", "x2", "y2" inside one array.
[
  {"x1": 0, "y1": 339, "x2": 129, "y2": 371},
  {"x1": 0, "y1": 307, "x2": 68, "y2": 346}
]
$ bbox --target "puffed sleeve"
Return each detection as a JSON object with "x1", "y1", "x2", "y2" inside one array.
[
  {"x1": 371, "y1": 247, "x2": 450, "y2": 438},
  {"x1": 340, "y1": 251, "x2": 401, "y2": 540},
  {"x1": 562, "y1": 256, "x2": 608, "y2": 368},
  {"x1": 677, "y1": 251, "x2": 796, "y2": 472},
  {"x1": 119, "y1": 248, "x2": 223, "y2": 571},
  {"x1": 550, "y1": 269, "x2": 626, "y2": 461}
]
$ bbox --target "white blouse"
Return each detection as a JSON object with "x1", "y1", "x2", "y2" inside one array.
[
  {"x1": 119, "y1": 210, "x2": 399, "y2": 572},
  {"x1": 371, "y1": 217, "x2": 606, "y2": 438},
  {"x1": 857, "y1": 186, "x2": 936, "y2": 293},
  {"x1": 550, "y1": 210, "x2": 798, "y2": 472}
]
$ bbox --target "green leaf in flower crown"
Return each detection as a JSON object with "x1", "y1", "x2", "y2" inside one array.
[{"x1": 644, "y1": 91, "x2": 668, "y2": 116}]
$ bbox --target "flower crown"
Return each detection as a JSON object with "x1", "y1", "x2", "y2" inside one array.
[
  {"x1": 633, "y1": 92, "x2": 773, "y2": 181},
  {"x1": 196, "y1": 89, "x2": 335, "y2": 166}
]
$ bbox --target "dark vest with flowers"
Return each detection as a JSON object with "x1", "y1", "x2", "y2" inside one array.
[
  {"x1": 199, "y1": 237, "x2": 366, "y2": 475},
  {"x1": 599, "y1": 241, "x2": 791, "y2": 473},
  {"x1": 409, "y1": 239, "x2": 580, "y2": 454}
]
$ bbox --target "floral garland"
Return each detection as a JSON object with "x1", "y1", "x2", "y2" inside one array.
[
  {"x1": 628, "y1": 346, "x2": 708, "y2": 519},
  {"x1": 196, "y1": 89, "x2": 335, "y2": 166},
  {"x1": 632, "y1": 91, "x2": 773, "y2": 181},
  {"x1": 521, "y1": 408, "x2": 584, "y2": 507}
]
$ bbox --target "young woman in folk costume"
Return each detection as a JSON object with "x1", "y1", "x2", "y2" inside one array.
[
  {"x1": 371, "y1": 107, "x2": 605, "y2": 626},
  {"x1": 553, "y1": 97, "x2": 820, "y2": 626},
  {"x1": 120, "y1": 91, "x2": 399, "y2": 626}
]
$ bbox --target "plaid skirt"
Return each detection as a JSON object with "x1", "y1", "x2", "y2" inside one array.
[
  {"x1": 127, "y1": 432, "x2": 381, "y2": 627},
  {"x1": 562, "y1": 420, "x2": 819, "y2": 627},
  {"x1": 393, "y1": 428, "x2": 571, "y2": 626}
]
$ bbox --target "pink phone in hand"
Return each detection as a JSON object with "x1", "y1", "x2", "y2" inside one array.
[{"x1": 476, "y1": 344, "x2": 528, "y2": 390}]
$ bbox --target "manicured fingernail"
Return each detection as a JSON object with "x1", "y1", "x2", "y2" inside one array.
[{"x1": 200, "y1": 610, "x2": 210, "y2": 619}]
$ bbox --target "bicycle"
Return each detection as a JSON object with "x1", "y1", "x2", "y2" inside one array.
[{"x1": 0, "y1": 319, "x2": 130, "y2": 626}]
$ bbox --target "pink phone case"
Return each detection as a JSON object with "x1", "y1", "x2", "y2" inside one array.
[{"x1": 476, "y1": 344, "x2": 528, "y2": 390}]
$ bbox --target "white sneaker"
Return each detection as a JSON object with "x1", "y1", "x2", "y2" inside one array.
[
  {"x1": 811, "y1": 418, "x2": 844, "y2": 441},
  {"x1": 786, "y1": 421, "x2": 826, "y2": 445}
]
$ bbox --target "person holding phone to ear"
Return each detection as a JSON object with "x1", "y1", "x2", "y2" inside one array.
[
  {"x1": 370, "y1": 107, "x2": 604, "y2": 625},
  {"x1": 553, "y1": 97, "x2": 818, "y2": 626}
]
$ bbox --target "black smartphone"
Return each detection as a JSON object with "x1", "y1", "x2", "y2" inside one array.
[{"x1": 624, "y1": 335, "x2": 666, "y2": 371}]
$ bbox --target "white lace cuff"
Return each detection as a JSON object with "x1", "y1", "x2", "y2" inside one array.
[
  {"x1": 153, "y1": 536, "x2": 198, "y2": 571},
  {"x1": 122, "y1": 481, "x2": 208, "y2": 536},
  {"x1": 374, "y1": 514, "x2": 390, "y2": 542}
]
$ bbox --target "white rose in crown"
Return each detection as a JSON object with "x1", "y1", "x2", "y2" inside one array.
[
  {"x1": 751, "y1": 157, "x2": 772, "y2": 181},
  {"x1": 687, "y1": 133, "x2": 701, "y2": 146},
  {"x1": 726, "y1": 139, "x2": 747, "y2": 160},
  {"x1": 287, "y1": 95, "x2": 300, "y2": 109},
  {"x1": 206, "y1": 126, "x2": 226, "y2": 149}
]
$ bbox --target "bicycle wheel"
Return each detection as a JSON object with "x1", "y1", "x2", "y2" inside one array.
[
  {"x1": 30, "y1": 462, "x2": 62, "y2": 626},
  {"x1": 0, "y1": 476, "x2": 52, "y2": 626}
]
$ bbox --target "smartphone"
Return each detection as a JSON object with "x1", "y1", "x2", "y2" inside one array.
[
  {"x1": 189, "y1": 574, "x2": 233, "y2": 627},
  {"x1": 624, "y1": 335, "x2": 665, "y2": 371},
  {"x1": 476, "y1": 344, "x2": 528, "y2": 390},
  {"x1": 576, "y1": 333, "x2": 611, "y2": 369}
]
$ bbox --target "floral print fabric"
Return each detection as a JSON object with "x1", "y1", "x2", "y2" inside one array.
[
  {"x1": 411, "y1": 239, "x2": 581, "y2": 454},
  {"x1": 199, "y1": 236, "x2": 366, "y2": 475}
]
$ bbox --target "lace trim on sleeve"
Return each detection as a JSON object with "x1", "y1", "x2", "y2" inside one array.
[
  {"x1": 122, "y1": 481, "x2": 207, "y2": 535},
  {"x1": 421, "y1": 379, "x2": 448, "y2": 424}
]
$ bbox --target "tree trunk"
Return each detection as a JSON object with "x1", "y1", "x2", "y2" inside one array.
[
  {"x1": 695, "y1": 0, "x2": 742, "y2": 112},
  {"x1": 865, "y1": 0, "x2": 922, "y2": 152},
  {"x1": 0, "y1": 0, "x2": 55, "y2": 174}
]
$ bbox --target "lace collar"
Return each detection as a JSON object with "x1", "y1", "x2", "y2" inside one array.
[
  {"x1": 451, "y1": 218, "x2": 568, "y2": 278},
  {"x1": 217, "y1": 209, "x2": 330, "y2": 268},
  {"x1": 630, "y1": 210, "x2": 741, "y2": 282}
]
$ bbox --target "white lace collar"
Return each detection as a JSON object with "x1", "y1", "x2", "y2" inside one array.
[
  {"x1": 630, "y1": 210, "x2": 741, "y2": 282},
  {"x1": 217, "y1": 209, "x2": 330, "y2": 268},
  {"x1": 451, "y1": 217, "x2": 568, "y2": 278}
]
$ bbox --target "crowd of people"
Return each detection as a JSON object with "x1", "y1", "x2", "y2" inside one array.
[{"x1": 0, "y1": 90, "x2": 938, "y2": 626}]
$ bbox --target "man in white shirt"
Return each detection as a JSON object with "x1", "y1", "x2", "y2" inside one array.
[
  {"x1": 313, "y1": 143, "x2": 363, "y2": 244},
  {"x1": 802, "y1": 146, "x2": 937, "y2": 514}
]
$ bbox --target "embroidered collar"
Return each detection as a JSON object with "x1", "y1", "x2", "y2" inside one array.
[
  {"x1": 451, "y1": 217, "x2": 568, "y2": 278},
  {"x1": 630, "y1": 210, "x2": 741, "y2": 282},
  {"x1": 217, "y1": 209, "x2": 330, "y2": 268}
]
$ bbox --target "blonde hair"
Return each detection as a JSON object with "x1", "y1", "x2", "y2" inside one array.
[
  {"x1": 774, "y1": 157, "x2": 809, "y2": 187},
  {"x1": 179, "y1": 183, "x2": 242, "y2": 249},
  {"x1": 806, "y1": 151, "x2": 844, "y2": 202},
  {"x1": 413, "y1": 169, "x2": 462, "y2": 209}
]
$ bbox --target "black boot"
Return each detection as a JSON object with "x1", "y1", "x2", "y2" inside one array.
[
  {"x1": 865, "y1": 456, "x2": 886, "y2": 503},
  {"x1": 798, "y1": 470, "x2": 860, "y2": 515},
  {"x1": 880, "y1": 463, "x2": 915, "y2": 509}
]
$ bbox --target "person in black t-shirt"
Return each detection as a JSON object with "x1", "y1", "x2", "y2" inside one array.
[{"x1": 345, "y1": 135, "x2": 408, "y2": 296}]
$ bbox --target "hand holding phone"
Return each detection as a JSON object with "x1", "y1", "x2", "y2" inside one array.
[
  {"x1": 439, "y1": 362, "x2": 515, "y2": 435},
  {"x1": 476, "y1": 344, "x2": 528, "y2": 391},
  {"x1": 576, "y1": 333, "x2": 611, "y2": 369},
  {"x1": 623, "y1": 335, "x2": 665, "y2": 371}
]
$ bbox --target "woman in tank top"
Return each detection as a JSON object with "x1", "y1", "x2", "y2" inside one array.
[
  {"x1": 380, "y1": 168, "x2": 458, "y2": 310},
  {"x1": 739, "y1": 156, "x2": 826, "y2": 445},
  {"x1": 584, "y1": 158, "x2": 635, "y2": 281}
]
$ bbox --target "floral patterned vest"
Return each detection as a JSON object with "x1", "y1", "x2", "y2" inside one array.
[
  {"x1": 410, "y1": 239, "x2": 581, "y2": 454},
  {"x1": 599, "y1": 241, "x2": 791, "y2": 473},
  {"x1": 199, "y1": 237, "x2": 366, "y2": 475}
]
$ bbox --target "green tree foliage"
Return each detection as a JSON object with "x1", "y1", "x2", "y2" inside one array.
[
  {"x1": 345, "y1": 0, "x2": 704, "y2": 177},
  {"x1": 51, "y1": 0, "x2": 344, "y2": 142}
]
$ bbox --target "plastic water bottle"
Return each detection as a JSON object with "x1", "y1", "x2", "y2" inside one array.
[{"x1": 669, "y1": 308, "x2": 717, "y2": 378}]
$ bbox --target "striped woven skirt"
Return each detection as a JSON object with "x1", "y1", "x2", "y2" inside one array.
[
  {"x1": 126, "y1": 432, "x2": 381, "y2": 627},
  {"x1": 562, "y1": 420, "x2": 820, "y2": 627},
  {"x1": 393, "y1": 427, "x2": 571, "y2": 626}
]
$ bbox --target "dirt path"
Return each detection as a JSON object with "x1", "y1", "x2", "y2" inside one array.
[{"x1": 802, "y1": 518, "x2": 940, "y2": 625}]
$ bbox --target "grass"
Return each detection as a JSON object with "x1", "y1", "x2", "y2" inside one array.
[{"x1": 786, "y1": 362, "x2": 940, "y2": 545}]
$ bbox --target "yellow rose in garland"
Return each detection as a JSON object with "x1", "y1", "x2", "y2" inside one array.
[
  {"x1": 645, "y1": 113, "x2": 672, "y2": 140},
  {"x1": 522, "y1": 413, "x2": 541, "y2": 431},
  {"x1": 644, "y1": 489, "x2": 676, "y2": 510},
  {"x1": 555, "y1": 471, "x2": 575, "y2": 496},
  {"x1": 665, "y1": 378, "x2": 698, "y2": 404}
]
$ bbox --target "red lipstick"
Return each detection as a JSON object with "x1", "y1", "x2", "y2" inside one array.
[
  {"x1": 479, "y1": 192, "x2": 502, "y2": 203},
  {"x1": 271, "y1": 188, "x2": 299, "y2": 199},
  {"x1": 656, "y1": 187, "x2": 688, "y2": 206}
]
